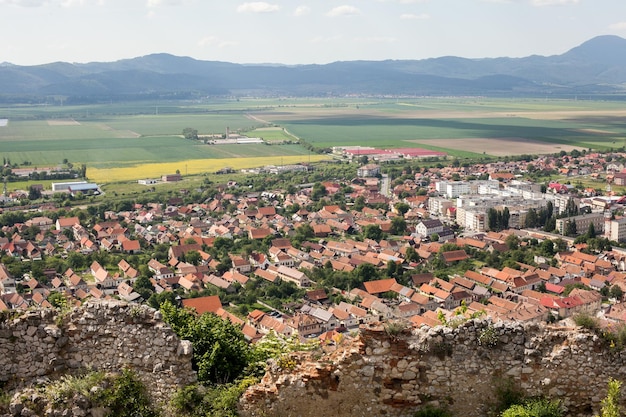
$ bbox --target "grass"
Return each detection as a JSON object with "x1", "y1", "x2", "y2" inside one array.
[{"x1": 3, "y1": 97, "x2": 626, "y2": 184}]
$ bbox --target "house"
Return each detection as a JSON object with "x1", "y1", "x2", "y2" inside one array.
[
  {"x1": 416, "y1": 219, "x2": 444, "y2": 238},
  {"x1": 230, "y1": 255, "x2": 251, "y2": 273},
  {"x1": 121, "y1": 240, "x2": 141, "y2": 254},
  {"x1": 147, "y1": 259, "x2": 175, "y2": 279},
  {"x1": 276, "y1": 265, "x2": 312, "y2": 287},
  {"x1": 286, "y1": 313, "x2": 322, "y2": 337},
  {"x1": 0, "y1": 264, "x2": 16, "y2": 294},
  {"x1": 182, "y1": 295, "x2": 223, "y2": 314},
  {"x1": 56, "y1": 217, "x2": 80, "y2": 231},
  {"x1": 441, "y1": 250, "x2": 469, "y2": 264},
  {"x1": 357, "y1": 164, "x2": 381, "y2": 178}
]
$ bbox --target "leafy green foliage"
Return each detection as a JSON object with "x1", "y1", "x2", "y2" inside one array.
[
  {"x1": 477, "y1": 324, "x2": 499, "y2": 348},
  {"x1": 501, "y1": 398, "x2": 562, "y2": 417},
  {"x1": 160, "y1": 301, "x2": 251, "y2": 384},
  {"x1": 103, "y1": 368, "x2": 159, "y2": 417},
  {"x1": 491, "y1": 377, "x2": 526, "y2": 415},
  {"x1": 170, "y1": 377, "x2": 258, "y2": 417},
  {"x1": 597, "y1": 378, "x2": 622, "y2": 417},
  {"x1": 573, "y1": 313, "x2": 599, "y2": 331}
]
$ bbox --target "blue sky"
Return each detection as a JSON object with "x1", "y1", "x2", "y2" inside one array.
[{"x1": 1, "y1": 0, "x2": 625, "y2": 65}]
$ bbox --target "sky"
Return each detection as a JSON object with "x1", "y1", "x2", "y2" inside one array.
[{"x1": 1, "y1": 0, "x2": 625, "y2": 66}]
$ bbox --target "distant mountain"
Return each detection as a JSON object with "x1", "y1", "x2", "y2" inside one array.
[{"x1": 2, "y1": 35, "x2": 626, "y2": 102}]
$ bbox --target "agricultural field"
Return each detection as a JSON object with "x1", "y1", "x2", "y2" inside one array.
[
  {"x1": 254, "y1": 99, "x2": 626, "y2": 154},
  {"x1": 2, "y1": 97, "x2": 626, "y2": 185}
]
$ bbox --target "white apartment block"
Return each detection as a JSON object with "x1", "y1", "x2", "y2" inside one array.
[
  {"x1": 555, "y1": 212, "x2": 605, "y2": 236},
  {"x1": 605, "y1": 217, "x2": 626, "y2": 242},
  {"x1": 456, "y1": 207, "x2": 487, "y2": 232},
  {"x1": 428, "y1": 197, "x2": 454, "y2": 217}
]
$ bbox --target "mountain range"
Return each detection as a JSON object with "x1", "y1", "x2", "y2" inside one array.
[{"x1": 2, "y1": 35, "x2": 626, "y2": 103}]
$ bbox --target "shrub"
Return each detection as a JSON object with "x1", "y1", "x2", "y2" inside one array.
[
  {"x1": 46, "y1": 371, "x2": 107, "y2": 406},
  {"x1": 384, "y1": 320, "x2": 409, "y2": 340},
  {"x1": 102, "y1": 368, "x2": 159, "y2": 417},
  {"x1": 573, "y1": 313, "x2": 599, "y2": 331},
  {"x1": 491, "y1": 377, "x2": 525, "y2": 415},
  {"x1": 501, "y1": 398, "x2": 562, "y2": 417},
  {"x1": 596, "y1": 378, "x2": 622, "y2": 417},
  {"x1": 170, "y1": 377, "x2": 258, "y2": 417},
  {"x1": 478, "y1": 324, "x2": 499, "y2": 348}
]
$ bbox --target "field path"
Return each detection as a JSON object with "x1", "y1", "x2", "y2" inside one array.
[{"x1": 246, "y1": 113, "x2": 303, "y2": 143}]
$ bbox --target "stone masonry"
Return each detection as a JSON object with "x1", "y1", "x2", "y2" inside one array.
[
  {"x1": 240, "y1": 320, "x2": 626, "y2": 417},
  {"x1": 0, "y1": 300, "x2": 196, "y2": 401}
]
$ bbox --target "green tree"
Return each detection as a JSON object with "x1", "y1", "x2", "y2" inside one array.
[
  {"x1": 363, "y1": 224, "x2": 383, "y2": 241},
  {"x1": 160, "y1": 301, "x2": 251, "y2": 384},
  {"x1": 394, "y1": 202, "x2": 410, "y2": 215},
  {"x1": 185, "y1": 250, "x2": 202, "y2": 266},
  {"x1": 183, "y1": 127, "x2": 199, "y2": 140},
  {"x1": 311, "y1": 182, "x2": 327, "y2": 201},
  {"x1": 353, "y1": 195, "x2": 366, "y2": 211},
  {"x1": 28, "y1": 185, "x2": 42, "y2": 200},
  {"x1": 390, "y1": 216, "x2": 407, "y2": 235},
  {"x1": 506, "y1": 234, "x2": 520, "y2": 250},
  {"x1": 564, "y1": 220, "x2": 577, "y2": 237},
  {"x1": 587, "y1": 222, "x2": 597, "y2": 239},
  {"x1": 405, "y1": 246, "x2": 420, "y2": 263},
  {"x1": 609, "y1": 285, "x2": 624, "y2": 301}
]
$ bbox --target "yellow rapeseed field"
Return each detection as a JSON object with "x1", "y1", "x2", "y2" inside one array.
[{"x1": 88, "y1": 155, "x2": 329, "y2": 183}]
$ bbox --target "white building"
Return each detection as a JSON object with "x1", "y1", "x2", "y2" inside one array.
[{"x1": 605, "y1": 217, "x2": 626, "y2": 242}]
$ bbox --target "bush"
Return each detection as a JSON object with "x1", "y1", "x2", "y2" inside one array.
[
  {"x1": 478, "y1": 324, "x2": 499, "y2": 348},
  {"x1": 491, "y1": 377, "x2": 525, "y2": 415},
  {"x1": 501, "y1": 398, "x2": 562, "y2": 417},
  {"x1": 170, "y1": 377, "x2": 258, "y2": 417},
  {"x1": 103, "y1": 368, "x2": 159, "y2": 417},
  {"x1": 573, "y1": 313, "x2": 599, "y2": 331},
  {"x1": 597, "y1": 378, "x2": 622, "y2": 417}
]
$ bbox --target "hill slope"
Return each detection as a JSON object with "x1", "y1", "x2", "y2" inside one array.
[{"x1": 2, "y1": 35, "x2": 626, "y2": 101}]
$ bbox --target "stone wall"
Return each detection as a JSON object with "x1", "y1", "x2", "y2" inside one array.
[
  {"x1": 240, "y1": 320, "x2": 626, "y2": 417},
  {"x1": 0, "y1": 300, "x2": 196, "y2": 401}
]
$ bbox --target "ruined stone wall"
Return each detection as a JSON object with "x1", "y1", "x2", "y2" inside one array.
[
  {"x1": 0, "y1": 300, "x2": 196, "y2": 401},
  {"x1": 240, "y1": 320, "x2": 626, "y2": 417}
]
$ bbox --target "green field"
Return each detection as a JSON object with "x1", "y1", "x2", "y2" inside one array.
[{"x1": 1, "y1": 97, "x2": 626, "y2": 181}]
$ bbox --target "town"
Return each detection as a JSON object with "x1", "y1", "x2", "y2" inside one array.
[{"x1": 2, "y1": 147, "x2": 626, "y2": 345}]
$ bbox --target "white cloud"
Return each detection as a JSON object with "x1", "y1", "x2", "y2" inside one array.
[
  {"x1": 61, "y1": 0, "x2": 104, "y2": 7},
  {"x1": 400, "y1": 13, "x2": 430, "y2": 20},
  {"x1": 0, "y1": 0, "x2": 49, "y2": 6},
  {"x1": 375, "y1": 0, "x2": 428, "y2": 3},
  {"x1": 0, "y1": 0, "x2": 103, "y2": 6},
  {"x1": 146, "y1": 0, "x2": 189, "y2": 7},
  {"x1": 198, "y1": 36, "x2": 238, "y2": 48},
  {"x1": 355, "y1": 36, "x2": 396, "y2": 43},
  {"x1": 294, "y1": 5, "x2": 310, "y2": 16},
  {"x1": 327, "y1": 5, "x2": 360, "y2": 17},
  {"x1": 531, "y1": 0, "x2": 579, "y2": 6},
  {"x1": 310, "y1": 35, "x2": 342, "y2": 43},
  {"x1": 609, "y1": 21, "x2": 626, "y2": 31},
  {"x1": 237, "y1": 2, "x2": 279, "y2": 13}
]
